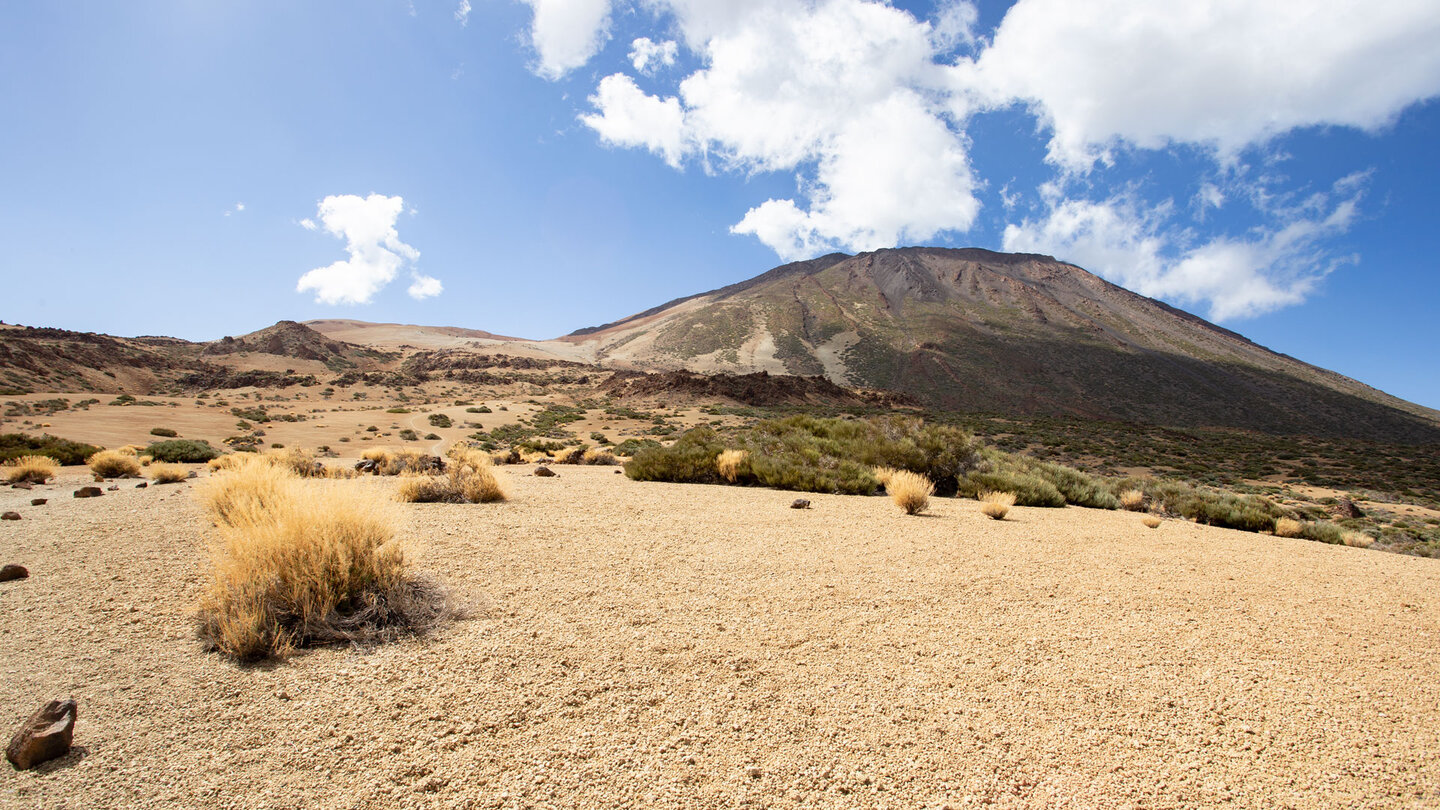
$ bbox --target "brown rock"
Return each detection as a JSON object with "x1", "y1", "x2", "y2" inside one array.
[
  {"x1": 1333, "y1": 497, "x2": 1365, "y2": 519},
  {"x1": 6, "y1": 699, "x2": 76, "y2": 770},
  {"x1": 10, "y1": 482, "x2": 32, "y2": 491},
  {"x1": 106, "y1": 485, "x2": 119, "y2": 491},
  {"x1": 791, "y1": 499, "x2": 811, "y2": 509},
  {"x1": 74, "y1": 487, "x2": 103, "y2": 498},
  {"x1": 31, "y1": 498, "x2": 46, "y2": 506},
  {"x1": 0, "y1": 564, "x2": 27, "y2": 582},
  {"x1": 533, "y1": 466, "x2": 556, "y2": 477},
  {"x1": 135, "y1": 482, "x2": 147, "y2": 489},
  {"x1": 1, "y1": 512, "x2": 19, "y2": 521}
]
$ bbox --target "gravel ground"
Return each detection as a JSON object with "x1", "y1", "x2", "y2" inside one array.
[{"x1": 2, "y1": 465, "x2": 1438, "y2": 809}]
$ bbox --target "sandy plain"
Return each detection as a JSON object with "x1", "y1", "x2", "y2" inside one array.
[{"x1": 2, "y1": 462, "x2": 1439, "y2": 809}]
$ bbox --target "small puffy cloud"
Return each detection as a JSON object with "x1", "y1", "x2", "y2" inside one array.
[
  {"x1": 296, "y1": 193, "x2": 440, "y2": 305},
  {"x1": 408, "y1": 273, "x2": 443, "y2": 300},
  {"x1": 299, "y1": 218, "x2": 317, "y2": 231},
  {"x1": 1002, "y1": 177, "x2": 1364, "y2": 320},
  {"x1": 954, "y1": 0, "x2": 1440, "y2": 169},
  {"x1": 455, "y1": 0, "x2": 471, "y2": 26},
  {"x1": 580, "y1": 74, "x2": 688, "y2": 167},
  {"x1": 522, "y1": 0, "x2": 612, "y2": 80},
  {"x1": 223, "y1": 202, "x2": 244, "y2": 217},
  {"x1": 628, "y1": 37, "x2": 678, "y2": 74}
]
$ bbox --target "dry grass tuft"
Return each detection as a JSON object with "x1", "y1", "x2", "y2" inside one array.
[
  {"x1": 1119, "y1": 489, "x2": 1146, "y2": 511},
  {"x1": 208, "y1": 454, "x2": 249, "y2": 472},
  {"x1": 519, "y1": 449, "x2": 552, "y2": 464},
  {"x1": 264, "y1": 447, "x2": 327, "y2": 478},
  {"x1": 1142, "y1": 515, "x2": 1162, "y2": 529},
  {"x1": 979, "y1": 490, "x2": 1016, "y2": 520},
  {"x1": 582, "y1": 447, "x2": 620, "y2": 466},
  {"x1": 148, "y1": 463, "x2": 189, "y2": 484},
  {"x1": 88, "y1": 449, "x2": 142, "y2": 479},
  {"x1": 551, "y1": 447, "x2": 586, "y2": 464},
  {"x1": 716, "y1": 449, "x2": 750, "y2": 483},
  {"x1": 196, "y1": 466, "x2": 447, "y2": 660},
  {"x1": 872, "y1": 466, "x2": 900, "y2": 487},
  {"x1": 396, "y1": 461, "x2": 507, "y2": 504},
  {"x1": 379, "y1": 449, "x2": 431, "y2": 476},
  {"x1": 888, "y1": 470, "x2": 934, "y2": 515},
  {"x1": 1342, "y1": 531, "x2": 1375, "y2": 548},
  {"x1": 1274, "y1": 517, "x2": 1304, "y2": 538},
  {"x1": 3, "y1": 455, "x2": 58, "y2": 484}
]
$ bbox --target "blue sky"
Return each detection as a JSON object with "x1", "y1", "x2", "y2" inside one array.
[{"x1": 2, "y1": 1, "x2": 1438, "y2": 410}]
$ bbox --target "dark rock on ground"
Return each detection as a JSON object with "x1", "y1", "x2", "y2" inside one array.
[
  {"x1": 1333, "y1": 497, "x2": 1365, "y2": 519},
  {"x1": 534, "y1": 466, "x2": 556, "y2": 477},
  {"x1": 30, "y1": 498, "x2": 46, "y2": 506},
  {"x1": 10, "y1": 482, "x2": 32, "y2": 491},
  {"x1": 74, "y1": 487, "x2": 103, "y2": 498},
  {"x1": 6, "y1": 699, "x2": 77, "y2": 770},
  {"x1": 135, "y1": 482, "x2": 148, "y2": 489},
  {"x1": 791, "y1": 499, "x2": 811, "y2": 509},
  {"x1": 105, "y1": 485, "x2": 119, "y2": 491},
  {"x1": 1, "y1": 512, "x2": 19, "y2": 520},
  {"x1": 0, "y1": 564, "x2": 28, "y2": 582}
]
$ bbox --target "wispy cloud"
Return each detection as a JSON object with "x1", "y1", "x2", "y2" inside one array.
[{"x1": 455, "y1": 0, "x2": 471, "y2": 27}]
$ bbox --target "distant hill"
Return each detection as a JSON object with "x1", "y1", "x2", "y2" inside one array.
[
  {"x1": 202, "y1": 320, "x2": 384, "y2": 366},
  {"x1": 562, "y1": 247, "x2": 1440, "y2": 442}
]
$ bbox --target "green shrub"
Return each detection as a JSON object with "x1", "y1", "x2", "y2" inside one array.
[
  {"x1": 427, "y1": 414, "x2": 452, "y2": 428},
  {"x1": 1147, "y1": 481, "x2": 1284, "y2": 533},
  {"x1": 959, "y1": 470, "x2": 1066, "y2": 507},
  {"x1": 625, "y1": 428, "x2": 727, "y2": 485},
  {"x1": 466, "y1": 406, "x2": 492, "y2": 414},
  {"x1": 0, "y1": 433, "x2": 102, "y2": 465},
  {"x1": 613, "y1": 438, "x2": 661, "y2": 456},
  {"x1": 1300, "y1": 521, "x2": 1346, "y2": 545},
  {"x1": 150, "y1": 427, "x2": 179, "y2": 437},
  {"x1": 146, "y1": 439, "x2": 220, "y2": 463},
  {"x1": 398, "y1": 429, "x2": 419, "y2": 441},
  {"x1": 386, "y1": 407, "x2": 411, "y2": 414}
]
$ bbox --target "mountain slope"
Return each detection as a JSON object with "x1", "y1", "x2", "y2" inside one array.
[{"x1": 563, "y1": 247, "x2": 1440, "y2": 441}]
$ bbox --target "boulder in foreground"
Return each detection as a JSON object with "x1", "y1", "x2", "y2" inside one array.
[{"x1": 6, "y1": 699, "x2": 76, "y2": 770}]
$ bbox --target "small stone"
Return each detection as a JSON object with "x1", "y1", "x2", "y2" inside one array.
[
  {"x1": 614, "y1": 469, "x2": 622, "y2": 474},
  {"x1": 791, "y1": 499, "x2": 811, "y2": 509},
  {"x1": 0, "y1": 564, "x2": 28, "y2": 582},
  {"x1": 135, "y1": 482, "x2": 148, "y2": 489},
  {"x1": 0, "y1": 512, "x2": 19, "y2": 521},
  {"x1": 533, "y1": 466, "x2": 556, "y2": 477},
  {"x1": 187, "y1": 471, "x2": 198, "y2": 479},
  {"x1": 746, "y1": 766, "x2": 762, "y2": 779},
  {"x1": 30, "y1": 498, "x2": 46, "y2": 506},
  {"x1": 74, "y1": 487, "x2": 103, "y2": 498},
  {"x1": 10, "y1": 482, "x2": 32, "y2": 491},
  {"x1": 5, "y1": 699, "x2": 76, "y2": 770},
  {"x1": 106, "y1": 485, "x2": 119, "y2": 491}
]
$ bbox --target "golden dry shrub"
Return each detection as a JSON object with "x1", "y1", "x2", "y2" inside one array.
[
  {"x1": 716, "y1": 449, "x2": 750, "y2": 482},
  {"x1": 208, "y1": 454, "x2": 249, "y2": 472},
  {"x1": 199, "y1": 461, "x2": 295, "y2": 528},
  {"x1": 519, "y1": 449, "x2": 551, "y2": 464},
  {"x1": 88, "y1": 449, "x2": 142, "y2": 479},
  {"x1": 380, "y1": 449, "x2": 431, "y2": 476},
  {"x1": 148, "y1": 463, "x2": 189, "y2": 484},
  {"x1": 361, "y1": 448, "x2": 392, "y2": 464},
  {"x1": 396, "y1": 463, "x2": 507, "y2": 504},
  {"x1": 979, "y1": 490, "x2": 1016, "y2": 520},
  {"x1": 582, "y1": 447, "x2": 619, "y2": 466},
  {"x1": 196, "y1": 474, "x2": 435, "y2": 661},
  {"x1": 1119, "y1": 489, "x2": 1146, "y2": 511},
  {"x1": 264, "y1": 447, "x2": 327, "y2": 478},
  {"x1": 3, "y1": 455, "x2": 58, "y2": 484},
  {"x1": 1342, "y1": 531, "x2": 1375, "y2": 548},
  {"x1": 1142, "y1": 515, "x2": 1162, "y2": 529},
  {"x1": 888, "y1": 470, "x2": 934, "y2": 515},
  {"x1": 116, "y1": 445, "x2": 142, "y2": 457},
  {"x1": 1274, "y1": 517, "x2": 1304, "y2": 538},
  {"x1": 552, "y1": 446, "x2": 586, "y2": 464},
  {"x1": 872, "y1": 466, "x2": 899, "y2": 487}
]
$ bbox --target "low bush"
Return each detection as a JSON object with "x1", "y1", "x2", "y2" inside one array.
[
  {"x1": 398, "y1": 429, "x2": 419, "y2": 441},
  {"x1": 582, "y1": 447, "x2": 619, "y2": 465},
  {"x1": 888, "y1": 470, "x2": 933, "y2": 515},
  {"x1": 612, "y1": 438, "x2": 661, "y2": 457},
  {"x1": 0, "y1": 433, "x2": 101, "y2": 465},
  {"x1": 1342, "y1": 531, "x2": 1375, "y2": 548},
  {"x1": 1147, "y1": 481, "x2": 1283, "y2": 533},
  {"x1": 1119, "y1": 489, "x2": 1146, "y2": 511},
  {"x1": 396, "y1": 463, "x2": 506, "y2": 504},
  {"x1": 197, "y1": 465, "x2": 445, "y2": 660},
  {"x1": 146, "y1": 439, "x2": 220, "y2": 463},
  {"x1": 956, "y1": 452, "x2": 1112, "y2": 508},
  {"x1": 1142, "y1": 515, "x2": 1162, "y2": 529},
  {"x1": 980, "y1": 491, "x2": 1015, "y2": 520},
  {"x1": 1274, "y1": 517, "x2": 1304, "y2": 538},
  {"x1": 3, "y1": 455, "x2": 58, "y2": 484},
  {"x1": 716, "y1": 449, "x2": 750, "y2": 483},
  {"x1": 148, "y1": 463, "x2": 188, "y2": 484},
  {"x1": 551, "y1": 446, "x2": 587, "y2": 464},
  {"x1": 427, "y1": 414, "x2": 452, "y2": 428},
  {"x1": 1300, "y1": 521, "x2": 1345, "y2": 545},
  {"x1": 959, "y1": 470, "x2": 1065, "y2": 507},
  {"x1": 150, "y1": 427, "x2": 179, "y2": 437},
  {"x1": 88, "y1": 449, "x2": 142, "y2": 478}
]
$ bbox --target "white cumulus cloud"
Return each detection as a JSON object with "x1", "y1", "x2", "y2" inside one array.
[
  {"x1": 954, "y1": 0, "x2": 1440, "y2": 169},
  {"x1": 1002, "y1": 178, "x2": 1364, "y2": 321},
  {"x1": 628, "y1": 37, "x2": 678, "y2": 74},
  {"x1": 522, "y1": 0, "x2": 612, "y2": 81},
  {"x1": 408, "y1": 273, "x2": 443, "y2": 300},
  {"x1": 296, "y1": 193, "x2": 439, "y2": 305},
  {"x1": 580, "y1": 74, "x2": 688, "y2": 167}
]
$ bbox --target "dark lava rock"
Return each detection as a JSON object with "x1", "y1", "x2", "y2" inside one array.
[
  {"x1": 1, "y1": 512, "x2": 19, "y2": 521},
  {"x1": 533, "y1": 466, "x2": 556, "y2": 477},
  {"x1": 73, "y1": 487, "x2": 103, "y2": 498},
  {"x1": 0, "y1": 564, "x2": 28, "y2": 582},
  {"x1": 5, "y1": 699, "x2": 77, "y2": 770},
  {"x1": 30, "y1": 498, "x2": 46, "y2": 506},
  {"x1": 790, "y1": 499, "x2": 811, "y2": 509}
]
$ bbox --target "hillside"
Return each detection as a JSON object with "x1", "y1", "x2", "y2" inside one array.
[{"x1": 563, "y1": 248, "x2": 1440, "y2": 442}]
